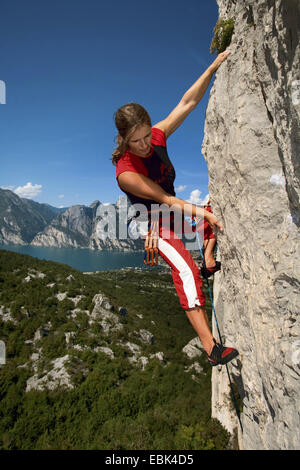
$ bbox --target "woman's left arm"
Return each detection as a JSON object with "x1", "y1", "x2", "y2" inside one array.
[{"x1": 153, "y1": 50, "x2": 231, "y2": 139}]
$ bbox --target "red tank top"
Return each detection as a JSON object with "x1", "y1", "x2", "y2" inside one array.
[{"x1": 116, "y1": 127, "x2": 176, "y2": 212}]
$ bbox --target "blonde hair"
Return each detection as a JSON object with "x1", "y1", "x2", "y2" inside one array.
[{"x1": 111, "y1": 103, "x2": 152, "y2": 166}]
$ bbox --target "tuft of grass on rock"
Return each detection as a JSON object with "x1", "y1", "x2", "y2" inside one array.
[{"x1": 210, "y1": 18, "x2": 234, "y2": 54}]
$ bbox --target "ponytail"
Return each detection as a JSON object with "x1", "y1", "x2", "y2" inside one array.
[{"x1": 111, "y1": 134, "x2": 127, "y2": 166}]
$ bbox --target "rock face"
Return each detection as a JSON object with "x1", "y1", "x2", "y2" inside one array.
[
  {"x1": 26, "y1": 354, "x2": 88, "y2": 392},
  {"x1": 202, "y1": 0, "x2": 300, "y2": 450},
  {"x1": 0, "y1": 190, "x2": 143, "y2": 251},
  {"x1": 31, "y1": 196, "x2": 144, "y2": 251},
  {"x1": 182, "y1": 337, "x2": 203, "y2": 359},
  {"x1": 0, "y1": 188, "x2": 61, "y2": 245},
  {"x1": 31, "y1": 204, "x2": 95, "y2": 248}
]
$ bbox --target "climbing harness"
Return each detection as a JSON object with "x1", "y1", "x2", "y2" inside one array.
[
  {"x1": 190, "y1": 215, "x2": 243, "y2": 433},
  {"x1": 144, "y1": 219, "x2": 159, "y2": 266}
]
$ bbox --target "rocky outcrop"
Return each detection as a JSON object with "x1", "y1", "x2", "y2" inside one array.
[
  {"x1": 0, "y1": 188, "x2": 61, "y2": 245},
  {"x1": 202, "y1": 0, "x2": 300, "y2": 450},
  {"x1": 26, "y1": 354, "x2": 88, "y2": 392},
  {"x1": 0, "y1": 191, "x2": 143, "y2": 251},
  {"x1": 89, "y1": 196, "x2": 144, "y2": 251},
  {"x1": 31, "y1": 203, "x2": 96, "y2": 248},
  {"x1": 31, "y1": 196, "x2": 144, "y2": 251},
  {"x1": 132, "y1": 329, "x2": 154, "y2": 345},
  {"x1": 90, "y1": 293, "x2": 123, "y2": 334},
  {"x1": 182, "y1": 337, "x2": 203, "y2": 359},
  {"x1": 0, "y1": 305, "x2": 15, "y2": 324}
]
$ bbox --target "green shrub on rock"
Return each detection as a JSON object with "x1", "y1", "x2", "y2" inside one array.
[{"x1": 210, "y1": 18, "x2": 234, "y2": 54}]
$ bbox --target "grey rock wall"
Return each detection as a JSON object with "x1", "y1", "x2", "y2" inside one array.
[
  {"x1": 202, "y1": 0, "x2": 300, "y2": 450},
  {"x1": 0, "y1": 188, "x2": 59, "y2": 245}
]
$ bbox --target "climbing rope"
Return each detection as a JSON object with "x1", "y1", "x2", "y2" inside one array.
[{"x1": 190, "y1": 216, "x2": 243, "y2": 433}]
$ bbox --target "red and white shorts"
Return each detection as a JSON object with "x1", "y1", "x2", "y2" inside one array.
[
  {"x1": 130, "y1": 206, "x2": 215, "y2": 311},
  {"x1": 157, "y1": 223, "x2": 206, "y2": 310}
]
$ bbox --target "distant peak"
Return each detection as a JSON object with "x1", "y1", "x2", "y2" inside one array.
[{"x1": 89, "y1": 200, "x2": 100, "y2": 209}]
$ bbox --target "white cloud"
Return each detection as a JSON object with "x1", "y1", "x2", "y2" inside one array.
[
  {"x1": 58, "y1": 194, "x2": 64, "y2": 199},
  {"x1": 175, "y1": 185, "x2": 187, "y2": 193},
  {"x1": 1, "y1": 185, "x2": 15, "y2": 190},
  {"x1": 14, "y1": 182, "x2": 42, "y2": 199},
  {"x1": 187, "y1": 189, "x2": 209, "y2": 206}
]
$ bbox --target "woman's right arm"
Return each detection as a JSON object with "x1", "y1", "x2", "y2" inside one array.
[{"x1": 118, "y1": 171, "x2": 223, "y2": 232}]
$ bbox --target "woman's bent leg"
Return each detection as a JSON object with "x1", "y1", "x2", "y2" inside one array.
[
  {"x1": 158, "y1": 227, "x2": 205, "y2": 310},
  {"x1": 185, "y1": 306, "x2": 214, "y2": 355},
  {"x1": 157, "y1": 226, "x2": 214, "y2": 354},
  {"x1": 203, "y1": 238, "x2": 217, "y2": 267}
]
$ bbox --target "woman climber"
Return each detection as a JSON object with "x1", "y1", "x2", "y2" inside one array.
[{"x1": 112, "y1": 50, "x2": 238, "y2": 366}]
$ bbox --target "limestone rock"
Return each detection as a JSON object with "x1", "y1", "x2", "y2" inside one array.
[
  {"x1": 202, "y1": 0, "x2": 300, "y2": 450},
  {"x1": 22, "y1": 270, "x2": 45, "y2": 283},
  {"x1": 65, "y1": 332, "x2": 76, "y2": 345},
  {"x1": 150, "y1": 352, "x2": 165, "y2": 362},
  {"x1": 56, "y1": 292, "x2": 67, "y2": 301},
  {"x1": 92, "y1": 293, "x2": 114, "y2": 312},
  {"x1": 91, "y1": 294, "x2": 122, "y2": 333},
  {"x1": 95, "y1": 346, "x2": 115, "y2": 359},
  {"x1": 0, "y1": 188, "x2": 59, "y2": 245},
  {"x1": 69, "y1": 295, "x2": 83, "y2": 306},
  {"x1": 185, "y1": 361, "x2": 205, "y2": 383},
  {"x1": 185, "y1": 362, "x2": 204, "y2": 375},
  {"x1": 26, "y1": 355, "x2": 79, "y2": 392},
  {"x1": 125, "y1": 341, "x2": 141, "y2": 355},
  {"x1": 182, "y1": 337, "x2": 203, "y2": 359},
  {"x1": 31, "y1": 204, "x2": 94, "y2": 248},
  {"x1": 0, "y1": 189, "x2": 143, "y2": 251},
  {"x1": 137, "y1": 329, "x2": 154, "y2": 345},
  {"x1": 0, "y1": 306, "x2": 15, "y2": 324},
  {"x1": 128, "y1": 354, "x2": 149, "y2": 371},
  {"x1": 33, "y1": 328, "x2": 50, "y2": 342}
]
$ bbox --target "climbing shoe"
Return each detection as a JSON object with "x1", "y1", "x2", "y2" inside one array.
[
  {"x1": 207, "y1": 338, "x2": 239, "y2": 366},
  {"x1": 201, "y1": 261, "x2": 221, "y2": 279}
]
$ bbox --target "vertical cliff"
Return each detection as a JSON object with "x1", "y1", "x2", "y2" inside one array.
[{"x1": 202, "y1": 0, "x2": 300, "y2": 450}]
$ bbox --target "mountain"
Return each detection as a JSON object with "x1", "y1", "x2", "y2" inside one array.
[
  {"x1": 31, "y1": 202, "x2": 98, "y2": 249},
  {"x1": 203, "y1": 0, "x2": 300, "y2": 450},
  {"x1": 31, "y1": 196, "x2": 144, "y2": 251},
  {"x1": 43, "y1": 203, "x2": 68, "y2": 215},
  {"x1": 0, "y1": 249, "x2": 231, "y2": 450},
  {"x1": 0, "y1": 190, "x2": 144, "y2": 251},
  {"x1": 0, "y1": 188, "x2": 65, "y2": 245}
]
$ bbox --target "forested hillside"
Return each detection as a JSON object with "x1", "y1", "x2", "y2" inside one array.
[{"x1": 0, "y1": 249, "x2": 230, "y2": 449}]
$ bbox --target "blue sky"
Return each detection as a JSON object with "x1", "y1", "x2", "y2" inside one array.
[{"x1": 0, "y1": 0, "x2": 219, "y2": 209}]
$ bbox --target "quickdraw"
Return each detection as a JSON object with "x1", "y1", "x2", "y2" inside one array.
[{"x1": 144, "y1": 220, "x2": 159, "y2": 266}]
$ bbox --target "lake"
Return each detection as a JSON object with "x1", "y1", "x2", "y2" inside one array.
[{"x1": 0, "y1": 244, "x2": 148, "y2": 272}]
